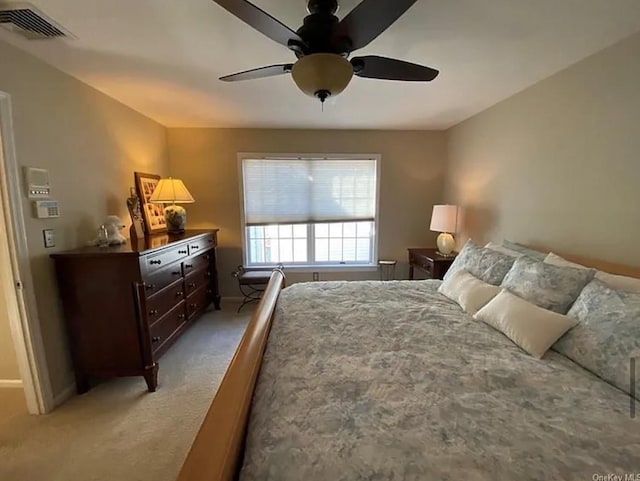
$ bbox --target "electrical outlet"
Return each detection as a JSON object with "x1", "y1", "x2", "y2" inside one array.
[
  {"x1": 43, "y1": 229, "x2": 55, "y2": 248},
  {"x1": 313, "y1": 272, "x2": 320, "y2": 281}
]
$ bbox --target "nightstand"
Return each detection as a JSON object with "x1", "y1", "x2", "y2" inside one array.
[{"x1": 408, "y1": 248, "x2": 457, "y2": 280}]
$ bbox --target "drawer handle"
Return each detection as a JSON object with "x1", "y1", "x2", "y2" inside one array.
[
  {"x1": 149, "y1": 309, "x2": 158, "y2": 317},
  {"x1": 208, "y1": 239, "x2": 213, "y2": 244},
  {"x1": 189, "y1": 303, "x2": 198, "y2": 309},
  {"x1": 152, "y1": 336, "x2": 161, "y2": 344},
  {"x1": 176, "y1": 291, "x2": 184, "y2": 297},
  {"x1": 191, "y1": 245, "x2": 200, "y2": 250},
  {"x1": 178, "y1": 313, "x2": 186, "y2": 320},
  {"x1": 145, "y1": 284, "x2": 156, "y2": 291},
  {"x1": 150, "y1": 260, "x2": 162, "y2": 266},
  {"x1": 185, "y1": 264, "x2": 194, "y2": 269},
  {"x1": 178, "y1": 250, "x2": 188, "y2": 255},
  {"x1": 172, "y1": 270, "x2": 181, "y2": 276},
  {"x1": 188, "y1": 282, "x2": 197, "y2": 289}
]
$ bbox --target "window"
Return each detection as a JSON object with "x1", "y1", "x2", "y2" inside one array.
[{"x1": 241, "y1": 155, "x2": 379, "y2": 267}]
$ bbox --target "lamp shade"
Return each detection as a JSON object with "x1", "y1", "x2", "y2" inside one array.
[
  {"x1": 149, "y1": 178, "x2": 195, "y2": 204},
  {"x1": 291, "y1": 53, "x2": 354, "y2": 102},
  {"x1": 430, "y1": 205, "x2": 459, "y2": 233}
]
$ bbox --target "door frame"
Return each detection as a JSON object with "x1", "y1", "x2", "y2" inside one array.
[{"x1": 0, "y1": 91, "x2": 54, "y2": 414}]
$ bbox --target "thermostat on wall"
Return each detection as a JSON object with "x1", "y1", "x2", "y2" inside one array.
[
  {"x1": 23, "y1": 167, "x2": 51, "y2": 198},
  {"x1": 33, "y1": 200, "x2": 60, "y2": 219}
]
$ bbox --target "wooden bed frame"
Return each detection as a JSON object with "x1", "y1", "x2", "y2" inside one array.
[{"x1": 177, "y1": 251, "x2": 639, "y2": 481}]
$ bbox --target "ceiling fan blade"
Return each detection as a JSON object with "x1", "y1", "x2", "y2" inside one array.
[
  {"x1": 351, "y1": 56, "x2": 439, "y2": 82},
  {"x1": 212, "y1": 0, "x2": 302, "y2": 48},
  {"x1": 220, "y1": 64, "x2": 294, "y2": 82},
  {"x1": 336, "y1": 0, "x2": 418, "y2": 51}
]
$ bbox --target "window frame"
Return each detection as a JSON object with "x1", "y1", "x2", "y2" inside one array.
[{"x1": 238, "y1": 153, "x2": 382, "y2": 270}]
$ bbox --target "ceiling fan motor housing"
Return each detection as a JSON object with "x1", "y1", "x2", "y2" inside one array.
[
  {"x1": 292, "y1": 0, "x2": 351, "y2": 57},
  {"x1": 307, "y1": 0, "x2": 338, "y2": 15}
]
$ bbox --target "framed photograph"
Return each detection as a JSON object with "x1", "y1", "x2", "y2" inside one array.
[
  {"x1": 127, "y1": 187, "x2": 145, "y2": 239},
  {"x1": 134, "y1": 172, "x2": 167, "y2": 234}
]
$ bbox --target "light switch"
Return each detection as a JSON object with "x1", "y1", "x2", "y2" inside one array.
[{"x1": 43, "y1": 229, "x2": 55, "y2": 248}]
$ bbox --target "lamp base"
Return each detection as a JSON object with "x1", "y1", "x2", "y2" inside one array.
[
  {"x1": 164, "y1": 205, "x2": 187, "y2": 234},
  {"x1": 436, "y1": 232, "x2": 456, "y2": 257}
]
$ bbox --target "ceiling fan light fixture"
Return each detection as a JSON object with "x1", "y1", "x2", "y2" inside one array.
[{"x1": 291, "y1": 53, "x2": 353, "y2": 103}]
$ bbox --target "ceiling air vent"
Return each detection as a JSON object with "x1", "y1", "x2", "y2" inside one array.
[{"x1": 0, "y1": 2, "x2": 72, "y2": 39}]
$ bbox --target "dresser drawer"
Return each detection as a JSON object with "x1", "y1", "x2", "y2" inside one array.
[
  {"x1": 150, "y1": 302, "x2": 186, "y2": 355},
  {"x1": 421, "y1": 259, "x2": 435, "y2": 276},
  {"x1": 143, "y1": 265, "x2": 184, "y2": 297},
  {"x1": 186, "y1": 287, "x2": 211, "y2": 319},
  {"x1": 146, "y1": 279, "x2": 185, "y2": 324},
  {"x1": 188, "y1": 234, "x2": 216, "y2": 256},
  {"x1": 183, "y1": 252, "x2": 212, "y2": 276},
  {"x1": 143, "y1": 244, "x2": 190, "y2": 274},
  {"x1": 408, "y1": 248, "x2": 456, "y2": 281},
  {"x1": 185, "y1": 268, "x2": 211, "y2": 296}
]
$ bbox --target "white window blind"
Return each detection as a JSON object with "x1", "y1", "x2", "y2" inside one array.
[{"x1": 242, "y1": 158, "x2": 377, "y2": 226}]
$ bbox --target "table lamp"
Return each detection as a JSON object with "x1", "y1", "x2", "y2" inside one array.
[
  {"x1": 430, "y1": 205, "x2": 459, "y2": 256},
  {"x1": 149, "y1": 177, "x2": 195, "y2": 234}
]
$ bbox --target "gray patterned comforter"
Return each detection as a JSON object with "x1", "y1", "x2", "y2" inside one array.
[{"x1": 240, "y1": 281, "x2": 640, "y2": 481}]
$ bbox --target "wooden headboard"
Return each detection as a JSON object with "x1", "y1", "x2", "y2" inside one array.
[{"x1": 528, "y1": 245, "x2": 640, "y2": 279}]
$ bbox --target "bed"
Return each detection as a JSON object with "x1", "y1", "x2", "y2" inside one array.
[{"x1": 177, "y1": 248, "x2": 640, "y2": 481}]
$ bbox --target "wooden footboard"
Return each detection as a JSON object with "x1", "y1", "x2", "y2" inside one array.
[{"x1": 177, "y1": 269, "x2": 286, "y2": 481}]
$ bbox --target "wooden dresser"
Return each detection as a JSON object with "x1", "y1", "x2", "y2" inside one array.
[{"x1": 51, "y1": 230, "x2": 220, "y2": 393}]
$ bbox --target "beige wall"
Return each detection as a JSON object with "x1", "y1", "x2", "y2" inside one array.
[
  {"x1": 445, "y1": 32, "x2": 640, "y2": 266},
  {"x1": 168, "y1": 129, "x2": 447, "y2": 295},
  {"x1": 0, "y1": 39, "x2": 169, "y2": 397}
]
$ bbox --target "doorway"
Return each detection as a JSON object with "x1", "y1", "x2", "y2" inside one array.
[
  {"x1": 0, "y1": 276, "x2": 26, "y2": 421},
  {"x1": 0, "y1": 91, "x2": 53, "y2": 414}
]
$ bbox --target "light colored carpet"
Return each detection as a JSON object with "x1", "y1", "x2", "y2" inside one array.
[
  {"x1": 0, "y1": 388, "x2": 28, "y2": 424},
  {"x1": 0, "y1": 302, "x2": 251, "y2": 481}
]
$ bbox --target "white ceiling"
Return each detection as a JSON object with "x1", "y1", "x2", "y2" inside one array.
[{"x1": 2, "y1": 0, "x2": 640, "y2": 129}]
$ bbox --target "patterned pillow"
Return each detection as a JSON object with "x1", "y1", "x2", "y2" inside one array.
[
  {"x1": 444, "y1": 240, "x2": 516, "y2": 286},
  {"x1": 546, "y1": 252, "x2": 640, "y2": 293},
  {"x1": 484, "y1": 241, "x2": 521, "y2": 257},
  {"x1": 502, "y1": 240, "x2": 546, "y2": 261},
  {"x1": 554, "y1": 279, "x2": 640, "y2": 398},
  {"x1": 500, "y1": 256, "x2": 594, "y2": 314}
]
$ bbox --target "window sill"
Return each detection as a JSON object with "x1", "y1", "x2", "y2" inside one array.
[{"x1": 247, "y1": 264, "x2": 379, "y2": 273}]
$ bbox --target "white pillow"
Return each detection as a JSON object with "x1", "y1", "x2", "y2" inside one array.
[
  {"x1": 484, "y1": 241, "x2": 520, "y2": 257},
  {"x1": 545, "y1": 252, "x2": 640, "y2": 293},
  {"x1": 438, "y1": 269, "x2": 501, "y2": 315},
  {"x1": 473, "y1": 290, "x2": 578, "y2": 359},
  {"x1": 595, "y1": 271, "x2": 640, "y2": 294},
  {"x1": 544, "y1": 252, "x2": 585, "y2": 269}
]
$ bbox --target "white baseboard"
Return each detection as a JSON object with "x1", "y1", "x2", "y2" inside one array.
[
  {"x1": 0, "y1": 379, "x2": 23, "y2": 388},
  {"x1": 53, "y1": 382, "x2": 76, "y2": 407}
]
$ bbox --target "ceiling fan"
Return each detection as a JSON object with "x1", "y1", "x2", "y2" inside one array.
[{"x1": 213, "y1": 0, "x2": 439, "y2": 104}]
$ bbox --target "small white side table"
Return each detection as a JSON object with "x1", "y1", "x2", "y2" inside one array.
[{"x1": 378, "y1": 260, "x2": 397, "y2": 281}]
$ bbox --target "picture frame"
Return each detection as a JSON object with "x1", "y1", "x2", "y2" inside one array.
[
  {"x1": 127, "y1": 187, "x2": 146, "y2": 240},
  {"x1": 134, "y1": 172, "x2": 167, "y2": 234}
]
